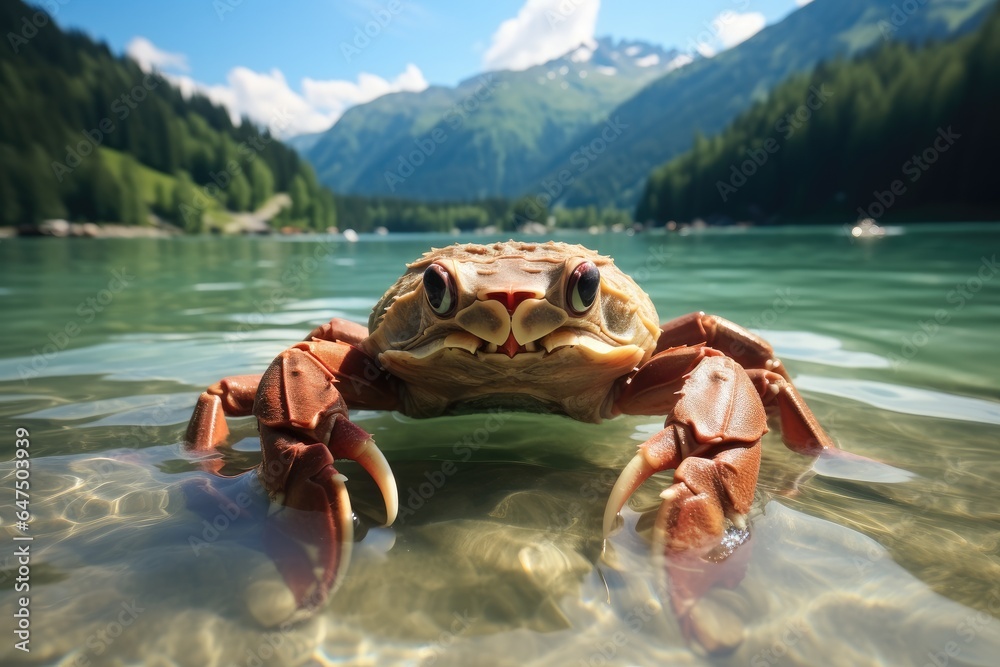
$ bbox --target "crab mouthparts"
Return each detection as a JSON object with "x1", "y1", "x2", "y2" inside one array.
[
  {"x1": 395, "y1": 330, "x2": 644, "y2": 368},
  {"x1": 499, "y1": 332, "x2": 523, "y2": 358}
]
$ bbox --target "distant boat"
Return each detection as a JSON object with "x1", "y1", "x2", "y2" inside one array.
[
  {"x1": 343, "y1": 229, "x2": 359, "y2": 242},
  {"x1": 850, "y1": 218, "x2": 886, "y2": 239}
]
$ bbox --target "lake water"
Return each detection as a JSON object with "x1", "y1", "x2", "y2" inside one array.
[{"x1": 1, "y1": 225, "x2": 999, "y2": 666}]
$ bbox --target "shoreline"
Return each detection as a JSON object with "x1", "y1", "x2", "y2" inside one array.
[{"x1": 6, "y1": 220, "x2": 183, "y2": 239}]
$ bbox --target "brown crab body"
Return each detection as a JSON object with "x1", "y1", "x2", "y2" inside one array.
[{"x1": 362, "y1": 241, "x2": 660, "y2": 421}]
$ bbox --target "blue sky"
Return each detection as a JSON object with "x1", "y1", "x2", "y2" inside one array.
[{"x1": 44, "y1": 0, "x2": 813, "y2": 136}]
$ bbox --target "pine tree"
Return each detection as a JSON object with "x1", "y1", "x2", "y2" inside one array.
[
  {"x1": 172, "y1": 171, "x2": 203, "y2": 232},
  {"x1": 228, "y1": 171, "x2": 251, "y2": 211},
  {"x1": 92, "y1": 154, "x2": 124, "y2": 223},
  {"x1": 248, "y1": 160, "x2": 274, "y2": 209},
  {"x1": 289, "y1": 174, "x2": 310, "y2": 219}
]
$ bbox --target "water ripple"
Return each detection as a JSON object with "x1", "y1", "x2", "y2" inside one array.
[
  {"x1": 796, "y1": 374, "x2": 1000, "y2": 425},
  {"x1": 761, "y1": 329, "x2": 890, "y2": 368}
]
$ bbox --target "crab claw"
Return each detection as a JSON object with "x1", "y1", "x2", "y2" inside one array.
[
  {"x1": 655, "y1": 527, "x2": 753, "y2": 653},
  {"x1": 604, "y1": 426, "x2": 682, "y2": 537},
  {"x1": 254, "y1": 418, "x2": 397, "y2": 625},
  {"x1": 261, "y1": 456, "x2": 355, "y2": 623},
  {"x1": 603, "y1": 421, "x2": 760, "y2": 651},
  {"x1": 604, "y1": 453, "x2": 657, "y2": 536},
  {"x1": 327, "y1": 416, "x2": 398, "y2": 525}
]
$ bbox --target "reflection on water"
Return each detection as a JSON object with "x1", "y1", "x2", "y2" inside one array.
[{"x1": 0, "y1": 225, "x2": 998, "y2": 666}]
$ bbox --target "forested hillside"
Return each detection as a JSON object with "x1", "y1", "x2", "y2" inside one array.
[
  {"x1": 536, "y1": 0, "x2": 994, "y2": 210},
  {"x1": 636, "y1": 2, "x2": 1000, "y2": 224},
  {"x1": 0, "y1": 0, "x2": 335, "y2": 230}
]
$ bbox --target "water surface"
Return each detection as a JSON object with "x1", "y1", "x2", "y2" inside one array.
[{"x1": 1, "y1": 225, "x2": 999, "y2": 666}]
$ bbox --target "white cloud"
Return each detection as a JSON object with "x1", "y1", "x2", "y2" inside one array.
[
  {"x1": 483, "y1": 0, "x2": 600, "y2": 72},
  {"x1": 127, "y1": 38, "x2": 426, "y2": 138},
  {"x1": 635, "y1": 53, "x2": 660, "y2": 68},
  {"x1": 125, "y1": 36, "x2": 189, "y2": 73},
  {"x1": 715, "y1": 11, "x2": 766, "y2": 48},
  {"x1": 691, "y1": 11, "x2": 767, "y2": 58},
  {"x1": 303, "y1": 64, "x2": 427, "y2": 120},
  {"x1": 664, "y1": 53, "x2": 694, "y2": 72},
  {"x1": 795, "y1": 0, "x2": 815, "y2": 6}
]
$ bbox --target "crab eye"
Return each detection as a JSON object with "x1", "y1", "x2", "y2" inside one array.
[
  {"x1": 423, "y1": 263, "x2": 456, "y2": 316},
  {"x1": 566, "y1": 260, "x2": 600, "y2": 315}
]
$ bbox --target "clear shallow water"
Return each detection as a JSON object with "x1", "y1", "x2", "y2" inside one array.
[{"x1": 0, "y1": 225, "x2": 998, "y2": 666}]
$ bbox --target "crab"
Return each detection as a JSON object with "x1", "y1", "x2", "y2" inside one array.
[{"x1": 185, "y1": 240, "x2": 841, "y2": 631}]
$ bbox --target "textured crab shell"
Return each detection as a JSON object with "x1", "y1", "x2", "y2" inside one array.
[{"x1": 365, "y1": 240, "x2": 662, "y2": 358}]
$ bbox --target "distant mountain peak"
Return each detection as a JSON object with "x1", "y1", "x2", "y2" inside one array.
[
  {"x1": 300, "y1": 33, "x2": 687, "y2": 201},
  {"x1": 544, "y1": 36, "x2": 687, "y2": 72}
]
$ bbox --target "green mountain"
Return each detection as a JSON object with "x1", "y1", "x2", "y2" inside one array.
[
  {"x1": 636, "y1": 3, "x2": 1000, "y2": 224},
  {"x1": 0, "y1": 0, "x2": 335, "y2": 231},
  {"x1": 302, "y1": 38, "x2": 690, "y2": 201},
  {"x1": 541, "y1": 0, "x2": 996, "y2": 209}
]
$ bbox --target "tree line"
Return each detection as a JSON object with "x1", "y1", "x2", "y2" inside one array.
[
  {"x1": 0, "y1": 0, "x2": 335, "y2": 231},
  {"x1": 334, "y1": 194, "x2": 635, "y2": 233},
  {"x1": 636, "y1": 3, "x2": 1000, "y2": 224}
]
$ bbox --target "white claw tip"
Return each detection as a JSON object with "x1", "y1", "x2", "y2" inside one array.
[{"x1": 603, "y1": 453, "x2": 657, "y2": 538}]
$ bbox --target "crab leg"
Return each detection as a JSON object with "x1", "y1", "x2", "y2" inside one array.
[
  {"x1": 302, "y1": 317, "x2": 370, "y2": 346},
  {"x1": 184, "y1": 338, "x2": 400, "y2": 623},
  {"x1": 186, "y1": 374, "x2": 262, "y2": 452},
  {"x1": 654, "y1": 311, "x2": 792, "y2": 380},
  {"x1": 744, "y1": 369, "x2": 834, "y2": 454}
]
